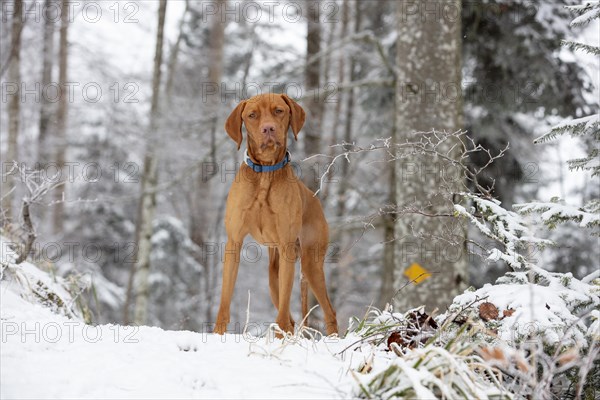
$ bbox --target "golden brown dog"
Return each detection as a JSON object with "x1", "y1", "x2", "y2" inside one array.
[{"x1": 213, "y1": 93, "x2": 338, "y2": 335}]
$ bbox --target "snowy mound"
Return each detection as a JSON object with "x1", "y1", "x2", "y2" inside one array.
[
  {"x1": 441, "y1": 271, "x2": 600, "y2": 348},
  {"x1": 1, "y1": 237, "x2": 359, "y2": 399}
]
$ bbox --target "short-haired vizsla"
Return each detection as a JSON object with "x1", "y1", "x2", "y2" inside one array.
[{"x1": 213, "y1": 93, "x2": 338, "y2": 336}]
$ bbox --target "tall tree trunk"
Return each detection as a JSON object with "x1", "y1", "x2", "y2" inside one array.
[
  {"x1": 378, "y1": 105, "x2": 397, "y2": 309},
  {"x1": 393, "y1": 1, "x2": 467, "y2": 312},
  {"x1": 328, "y1": 0, "x2": 349, "y2": 152},
  {"x1": 336, "y1": 0, "x2": 360, "y2": 219},
  {"x1": 2, "y1": 0, "x2": 23, "y2": 223},
  {"x1": 190, "y1": 0, "x2": 225, "y2": 246},
  {"x1": 165, "y1": 0, "x2": 189, "y2": 104},
  {"x1": 52, "y1": 0, "x2": 69, "y2": 234},
  {"x1": 329, "y1": 0, "x2": 359, "y2": 305},
  {"x1": 321, "y1": 0, "x2": 349, "y2": 204},
  {"x1": 38, "y1": 0, "x2": 56, "y2": 165},
  {"x1": 303, "y1": 0, "x2": 322, "y2": 193},
  {"x1": 301, "y1": 0, "x2": 324, "y2": 323},
  {"x1": 188, "y1": 0, "x2": 226, "y2": 324},
  {"x1": 131, "y1": 0, "x2": 167, "y2": 326}
]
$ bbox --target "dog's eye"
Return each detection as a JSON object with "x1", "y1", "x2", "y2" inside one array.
[
  {"x1": 248, "y1": 112, "x2": 257, "y2": 119},
  {"x1": 275, "y1": 109, "x2": 283, "y2": 114}
]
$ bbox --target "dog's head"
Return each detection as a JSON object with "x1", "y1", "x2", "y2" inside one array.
[{"x1": 224, "y1": 93, "x2": 305, "y2": 163}]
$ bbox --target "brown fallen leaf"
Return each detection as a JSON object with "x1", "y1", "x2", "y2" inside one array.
[
  {"x1": 479, "y1": 346, "x2": 508, "y2": 367},
  {"x1": 387, "y1": 331, "x2": 406, "y2": 351},
  {"x1": 557, "y1": 348, "x2": 579, "y2": 366},
  {"x1": 479, "y1": 302, "x2": 499, "y2": 321}
]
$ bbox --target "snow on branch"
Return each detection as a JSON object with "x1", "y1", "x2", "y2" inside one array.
[
  {"x1": 567, "y1": 2, "x2": 600, "y2": 27},
  {"x1": 561, "y1": 39, "x2": 600, "y2": 55},
  {"x1": 535, "y1": 114, "x2": 600, "y2": 176},
  {"x1": 514, "y1": 198, "x2": 600, "y2": 233},
  {"x1": 454, "y1": 193, "x2": 553, "y2": 272},
  {"x1": 534, "y1": 114, "x2": 599, "y2": 144}
]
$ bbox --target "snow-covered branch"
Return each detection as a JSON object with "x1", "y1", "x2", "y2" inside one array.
[{"x1": 515, "y1": 198, "x2": 600, "y2": 233}]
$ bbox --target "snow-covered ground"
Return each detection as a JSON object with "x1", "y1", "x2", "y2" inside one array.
[
  {"x1": 1, "y1": 290, "x2": 350, "y2": 398},
  {"x1": 0, "y1": 242, "x2": 377, "y2": 399}
]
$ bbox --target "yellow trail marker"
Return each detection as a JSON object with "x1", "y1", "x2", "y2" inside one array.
[{"x1": 404, "y1": 263, "x2": 431, "y2": 284}]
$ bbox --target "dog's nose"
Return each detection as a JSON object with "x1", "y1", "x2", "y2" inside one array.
[{"x1": 261, "y1": 124, "x2": 276, "y2": 135}]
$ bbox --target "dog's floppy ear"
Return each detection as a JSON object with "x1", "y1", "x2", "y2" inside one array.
[
  {"x1": 281, "y1": 94, "x2": 305, "y2": 141},
  {"x1": 224, "y1": 100, "x2": 246, "y2": 150}
]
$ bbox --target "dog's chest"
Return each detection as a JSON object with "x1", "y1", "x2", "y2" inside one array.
[
  {"x1": 242, "y1": 181, "x2": 300, "y2": 244},
  {"x1": 245, "y1": 188, "x2": 277, "y2": 243}
]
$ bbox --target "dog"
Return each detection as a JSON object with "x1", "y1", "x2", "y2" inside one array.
[{"x1": 213, "y1": 93, "x2": 338, "y2": 336}]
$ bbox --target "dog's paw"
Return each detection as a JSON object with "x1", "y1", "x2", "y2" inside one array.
[
  {"x1": 213, "y1": 322, "x2": 228, "y2": 335},
  {"x1": 275, "y1": 321, "x2": 295, "y2": 337}
]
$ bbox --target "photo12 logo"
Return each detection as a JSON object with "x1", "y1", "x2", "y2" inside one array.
[
  {"x1": 198, "y1": 1, "x2": 339, "y2": 24},
  {"x1": 1, "y1": 321, "x2": 139, "y2": 344},
  {"x1": 1, "y1": 1, "x2": 140, "y2": 24},
  {"x1": 1, "y1": 81, "x2": 139, "y2": 104}
]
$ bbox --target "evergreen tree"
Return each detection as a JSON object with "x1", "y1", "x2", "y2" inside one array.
[
  {"x1": 462, "y1": 0, "x2": 594, "y2": 205},
  {"x1": 513, "y1": 2, "x2": 600, "y2": 272}
]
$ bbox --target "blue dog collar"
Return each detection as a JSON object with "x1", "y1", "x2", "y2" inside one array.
[{"x1": 244, "y1": 150, "x2": 291, "y2": 173}]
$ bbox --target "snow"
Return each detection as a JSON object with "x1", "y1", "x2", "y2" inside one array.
[
  {"x1": 445, "y1": 271, "x2": 600, "y2": 348},
  {"x1": 1, "y1": 272, "x2": 358, "y2": 399},
  {"x1": 1, "y1": 237, "x2": 369, "y2": 399},
  {"x1": 515, "y1": 200, "x2": 600, "y2": 229},
  {"x1": 569, "y1": 3, "x2": 600, "y2": 27},
  {"x1": 0, "y1": 235, "x2": 526, "y2": 399},
  {"x1": 539, "y1": 114, "x2": 599, "y2": 139},
  {"x1": 454, "y1": 195, "x2": 553, "y2": 270}
]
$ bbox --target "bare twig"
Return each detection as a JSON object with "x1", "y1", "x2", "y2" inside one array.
[{"x1": 3, "y1": 162, "x2": 64, "y2": 264}]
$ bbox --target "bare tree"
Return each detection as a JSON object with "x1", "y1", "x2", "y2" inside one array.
[
  {"x1": 392, "y1": 0, "x2": 467, "y2": 312},
  {"x1": 2, "y1": 163, "x2": 63, "y2": 264},
  {"x1": 52, "y1": 0, "x2": 70, "y2": 233},
  {"x1": 2, "y1": 0, "x2": 23, "y2": 224},
  {"x1": 165, "y1": 0, "x2": 189, "y2": 103},
  {"x1": 329, "y1": 0, "x2": 360, "y2": 305},
  {"x1": 378, "y1": 108, "x2": 397, "y2": 309},
  {"x1": 303, "y1": 0, "x2": 323, "y2": 193},
  {"x1": 327, "y1": 0, "x2": 349, "y2": 155},
  {"x1": 188, "y1": 0, "x2": 227, "y2": 324},
  {"x1": 301, "y1": 0, "x2": 324, "y2": 321},
  {"x1": 130, "y1": 0, "x2": 168, "y2": 326},
  {"x1": 190, "y1": 0, "x2": 226, "y2": 248},
  {"x1": 38, "y1": 0, "x2": 57, "y2": 164}
]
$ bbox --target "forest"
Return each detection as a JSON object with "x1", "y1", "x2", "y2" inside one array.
[{"x1": 1, "y1": 1, "x2": 599, "y2": 399}]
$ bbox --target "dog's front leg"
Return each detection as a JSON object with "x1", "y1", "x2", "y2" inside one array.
[
  {"x1": 275, "y1": 244, "x2": 296, "y2": 334},
  {"x1": 214, "y1": 240, "x2": 242, "y2": 334}
]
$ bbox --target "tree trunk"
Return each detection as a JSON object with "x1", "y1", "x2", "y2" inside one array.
[
  {"x1": 165, "y1": 0, "x2": 189, "y2": 104},
  {"x1": 328, "y1": 0, "x2": 349, "y2": 152},
  {"x1": 52, "y1": 0, "x2": 69, "y2": 234},
  {"x1": 131, "y1": 0, "x2": 167, "y2": 326},
  {"x1": 336, "y1": 0, "x2": 360, "y2": 218},
  {"x1": 378, "y1": 104, "x2": 397, "y2": 309},
  {"x1": 303, "y1": 0, "x2": 322, "y2": 193},
  {"x1": 190, "y1": 0, "x2": 225, "y2": 246},
  {"x1": 38, "y1": 0, "x2": 56, "y2": 165},
  {"x1": 393, "y1": 0, "x2": 467, "y2": 313},
  {"x1": 322, "y1": 0, "x2": 349, "y2": 203},
  {"x1": 2, "y1": 0, "x2": 23, "y2": 223},
  {"x1": 329, "y1": 0, "x2": 359, "y2": 306},
  {"x1": 188, "y1": 0, "x2": 226, "y2": 324},
  {"x1": 301, "y1": 0, "x2": 324, "y2": 323}
]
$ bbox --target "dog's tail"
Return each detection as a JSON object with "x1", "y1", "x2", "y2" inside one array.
[{"x1": 300, "y1": 273, "x2": 309, "y2": 325}]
